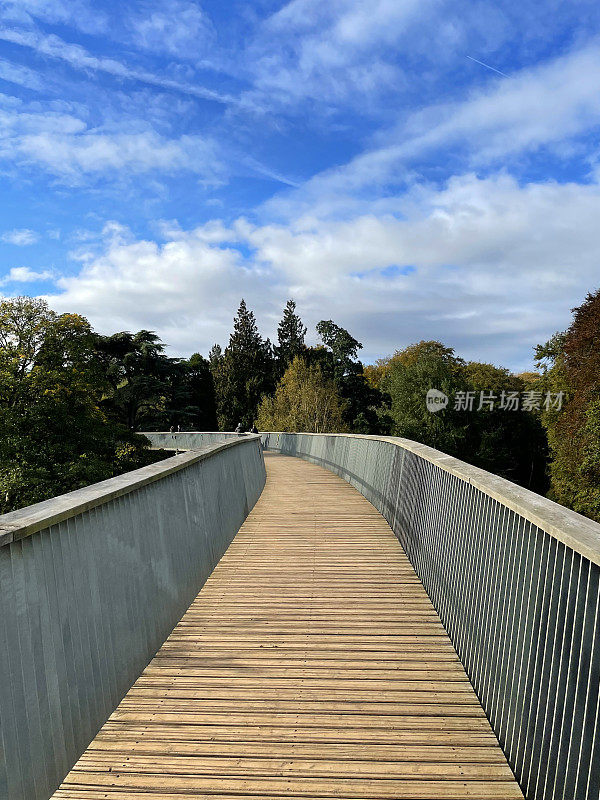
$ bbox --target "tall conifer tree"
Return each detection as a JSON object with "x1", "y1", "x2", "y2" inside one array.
[
  {"x1": 275, "y1": 300, "x2": 307, "y2": 378},
  {"x1": 213, "y1": 300, "x2": 274, "y2": 430}
]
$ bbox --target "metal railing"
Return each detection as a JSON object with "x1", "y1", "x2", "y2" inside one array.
[
  {"x1": 141, "y1": 430, "x2": 248, "y2": 452},
  {"x1": 2, "y1": 427, "x2": 598, "y2": 800},
  {"x1": 262, "y1": 432, "x2": 600, "y2": 800},
  {"x1": 0, "y1": 435, "x2": 265, "y2": 800}
]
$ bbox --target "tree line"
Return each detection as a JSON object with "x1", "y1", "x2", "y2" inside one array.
[{"x1": 0, "y1": 290, "x2": 598, "y2": 521}]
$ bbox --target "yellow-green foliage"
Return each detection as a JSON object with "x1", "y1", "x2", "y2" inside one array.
[{"x1": 257, "y1": 356, "x2": 347, "y2": 433}]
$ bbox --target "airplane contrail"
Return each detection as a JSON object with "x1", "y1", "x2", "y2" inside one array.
[{"x1": 466, "y1": 55, "x2": 510, "y2": 78}]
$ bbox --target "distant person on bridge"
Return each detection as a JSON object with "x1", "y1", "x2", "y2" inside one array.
[{"x1": 235, "y1": 422, "x2": 244, "y2": 433}]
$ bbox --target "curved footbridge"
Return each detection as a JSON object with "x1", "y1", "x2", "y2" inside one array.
[
  {"x1": 3, "y1": 432, "x2": 599, "y2": 800},
  {"x1": 53, "y1": 452, "x2": 522, "y2": 800}
]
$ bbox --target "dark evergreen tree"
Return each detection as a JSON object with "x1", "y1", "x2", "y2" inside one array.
[
  {"x1": 95, "y1": 330, "x2": 175, "y2": 430},
  {"x1": 208, "y1": 343, "x2": 223, "y2": 367},
  {"x1": 213, "y1": 300, "x2": 275, "y2": 430},
  {"x1": 274, "y1": 300, "x2": 307, "y2": 378},
  {"x1": 182, "y1": 353, "x2": 218, "y2": 430},
  {"x1": 145, "y1": 353, "x2": 217, "y2": 431}
]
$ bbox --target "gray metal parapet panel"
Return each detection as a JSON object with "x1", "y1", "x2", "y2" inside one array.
[
  {"x1": 261, "y1": 431, "x2": 600, "y2": 800},
  {"x1": 0, "y1": 436, "x2": 265, "y2": 800},
  {"x1": 140, "y1": 431, "x2": 247, "y2": 452}
]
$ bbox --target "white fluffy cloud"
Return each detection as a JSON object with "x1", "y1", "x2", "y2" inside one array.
[
  {"x1": 45, "y1": 172, "x2": 600, "y2": 370},
  {"x1": 1, "y1": 266, "x2": 53, "y2": 283},
  {"x1": 49, "y1": 223, "x2": 277, "y2": 353}
]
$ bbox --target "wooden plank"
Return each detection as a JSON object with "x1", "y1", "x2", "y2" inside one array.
[
  {"x1": 52, "y1": 452, "x2": 523, "y2": 800},
  {"x1": 58, "y1": 773, "x2": 524, "y2": 798},
  {"x1": 85, "y1": 740, "x2": 507, "y2": 762},
  {"x1": 71, "y1": 754, "x2": 516, "y2": 779},
  {"x1": 106, "y1": 710, "x2": 498, "y2": 730},
  {"x1": 98, "y1": 723, "x2": 499, "y2": 745}
]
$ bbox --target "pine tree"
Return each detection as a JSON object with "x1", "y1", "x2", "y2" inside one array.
[
  {"x1": 208, "y1": 343, "x2": 223, "y2": 367},
  {"x1": 213, "y1": 300, "x2": 274, "y2": 430},
  {"x1": 274, "y1": 300, "x2": 307, "y2": 378},
  {"x1": 229, "y1": 299, "x2": 263, "y2": 353}
]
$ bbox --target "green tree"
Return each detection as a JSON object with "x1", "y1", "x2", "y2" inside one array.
[
  {"x1": 138, "y1": 352, "x2": 218, "y2": 431},
  {"x1": 96, "y1": 330, "x2": 175, "y2": 429},
  {"x1": 462, "y1": 361, "x2": 548, "y2": 491},
  {"x1": 257, "y1": 356, "x2": 347, "y2": 433},
  {"x1": 313, "y1": 319, "x2": 386, "y2": 433},
  {"x1": 0, "y1": 297, "x2": 156, "y2": 512},
  {"x1": 208, "y1": 343, "x2": 223, "y2": 368},
  {"x1": 167, "y1": 353, "x2": 217, "y2": 430},
  {"x1": 212, "y1": 300, "x2": 275, "y2": 430},
  {"x1": 381, "y1": 340, "x2": 469, "y2": 453},
  {"x1": 535, "y1": 290, "x2": 600, "y2": 520},
  {"x1": 274, "y1": 300, "x2": 307, "y2": 378},
  {"x1": 380, "y1": 341, "x2": 548, "y2": 490},
  {"x1": 315, "y1": 320, "x2": 362, "y2": 383}
]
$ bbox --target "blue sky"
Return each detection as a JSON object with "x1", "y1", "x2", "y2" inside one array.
[{"x1": 1, "y1": 0, "x2": 600, "y2": 369}]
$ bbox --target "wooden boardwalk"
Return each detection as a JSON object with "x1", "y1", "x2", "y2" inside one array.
[{"x1": 53, "y1": 453, "x2": 523, "y2": 800}]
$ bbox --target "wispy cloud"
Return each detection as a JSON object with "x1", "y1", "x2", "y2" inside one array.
[
  {"x1": 397, "y1": 43, "x2": 600, "y2": 163},
  {"x1": 0, "y1": 91, "x2": 224, "y2": 184},
  {"x1": 0, "y1": 58, "x2": 43, "y2": 90},
  {"x1": 245, "y1": 0, "x2": 431, "y2": 108},
  {"x1": 128, "y1": 0, "x2": 214, "y2": 59},
  {"x1": 0, "y1": 0, "x2": 108, "y2": 35},
  {"x1": 2, "y1": 0, "x2": 600, "y2": 373},
  {"x1": 2, "y1": 124, "x2": 223, "y2": 184},
  {"x1": 0, "y1": 27, "x2": 239, "y2": 106},
  {"x1": 1, "y1": 228, "x2": 39, "y2": 245},
  {"x1": 263, "y1": 43, "x2": 600, "y2": 220}
]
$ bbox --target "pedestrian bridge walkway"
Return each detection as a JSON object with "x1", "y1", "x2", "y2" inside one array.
[{"x1": 53, "y1": 453, "x2": 523, "y2": 800}]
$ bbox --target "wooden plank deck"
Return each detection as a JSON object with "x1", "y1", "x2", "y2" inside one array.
[{"x1": 53, "y1": 452, "x2": 523, "y2": 800}]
